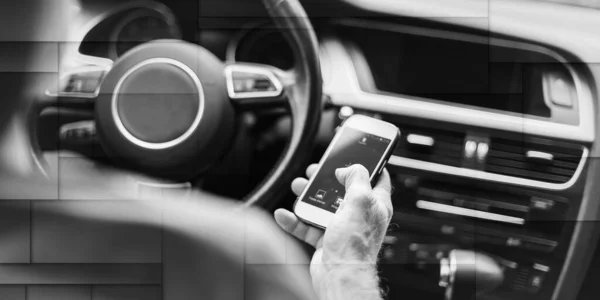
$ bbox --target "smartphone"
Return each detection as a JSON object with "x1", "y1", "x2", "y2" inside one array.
[{"x1": 293, "y1": 114, "x2": 400, "y2": 229}]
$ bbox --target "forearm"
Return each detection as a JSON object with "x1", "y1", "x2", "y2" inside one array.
[{"x1": 315, "y1": 265, "x2": 383, "y2": 300}]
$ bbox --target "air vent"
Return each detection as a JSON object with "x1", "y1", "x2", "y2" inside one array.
[
  {"x1": 393, "y1": 126, "x2": 464, "y2": 167},
  {"x1": 486, "y1": 137, "x2": 583, "y2": 183}
]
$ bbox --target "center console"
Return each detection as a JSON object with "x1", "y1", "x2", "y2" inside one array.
[
  {"x1": 320, "y1": 18, "x2": 595, "y2": 300},
  {"x1": 338, "y1": 113, "x2": 589, "y2": 300}
]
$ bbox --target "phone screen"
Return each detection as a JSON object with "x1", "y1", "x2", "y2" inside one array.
[{"x1": 301, "y1": 127, "x2": 392, "y2": 213}]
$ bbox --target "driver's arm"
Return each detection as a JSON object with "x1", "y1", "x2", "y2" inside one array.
[{"x1": 275, "y1": 164, "x2": 393, "y2": 300}]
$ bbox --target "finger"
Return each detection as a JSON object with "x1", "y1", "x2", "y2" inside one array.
[
  {"x1": 306, "y1": 164, "x2": 319, "y2": 179},
  {"x1": 274, "y1": 209, "x2": 324, "y2": 248},
  {"x1": 291, "y1": 177, "x2": 309, "y2": 196},
  {"x1": 373, "y1": 168, "x2": 392, "y2": 196},
  {"x1": 335, "y1": 165, "x2": 373, "y2": 211},
  {"x1": 335, "y1": 164, "x2": 372, "y2": 194},
  {"x1": 372, "y1": 168, "x2": 394, "y2": 218}
]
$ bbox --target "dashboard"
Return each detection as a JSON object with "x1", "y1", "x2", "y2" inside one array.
[
  {"x1": 46, "y1": 0, "x2": 600, "y2": 299},
  {"x1": 317, "y1": 20, "x2": 592, "y2": 300}
]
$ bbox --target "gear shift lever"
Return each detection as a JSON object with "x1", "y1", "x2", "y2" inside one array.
[{"x1": 438, "y1": 250, "x2": 504, "y2": 300}]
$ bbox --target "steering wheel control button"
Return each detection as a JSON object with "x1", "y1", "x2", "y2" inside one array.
[
  {"x1": 113, "y1": 58, "x2": 204, "y2": 149},
  {"x1": 225, "y1": 64, "x2": 283, "y2": 99},
  {"x1": 60, "y1": 121, "x2": 96, "y2": 143},
  {"x1": 233, "y1": 74, "x2": 274, "y2": 93},
  {"x1": 45, "y1": 67, "x2": 108, "y2": 110},
  {"x1": 65, "y1": 70, "x2": 105, "y2": 94}
]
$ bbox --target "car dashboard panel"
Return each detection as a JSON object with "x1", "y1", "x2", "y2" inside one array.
[{"x1": 317, "y1": 18, "x2": 594, "y2": 300}]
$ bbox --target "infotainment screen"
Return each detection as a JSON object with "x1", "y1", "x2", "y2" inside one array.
[{"x1": 338, "y1": 24, "x2": 577, "y2": 118}]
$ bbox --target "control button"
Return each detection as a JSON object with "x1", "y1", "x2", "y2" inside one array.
[
  {"x1": 476, "y1": 142, "x2": 489, "y2": 161},
  {"x1": 440, "y1": 225, "x2": 455, "y2": 235},
  {"x1": 62, "y1": 70, "x2": 105, "y2": 94},
  {"x1": 527, "y1": 272, "x2": 547, "y2": 294},
  {"x1": 506, "y1": 237, "x2": 522, "y2": 247},
  {"x1": 531, "y1": 197, "x2": 555, "y2": 211},
  {"x1": 334, "y1": 196, "x2": 344, "y2": 206},
  {"x1": 338, "y1": 106, "x2": 354, "y2": 120},
  {"x1": 530, "y1": 275, "x2": 543, "y2": 288},
  {"x1": 533, "y1": 263, "x2": 550, "y2": 272},
  {"x1": 228, "y1": 67, "x2": 282, "y2": 99},
  {"x1": 232, "y1": 73, "x2": 276, "y2": 93},
  {"x1": 59, "y1": 121, "x2": 96, "y2": 143},
  {"x1": 315, "y1": 189, "x2": 326, "y2": 200},
  {"x1": 65, "y1": 78, "x2": 84, "y2": 93},
  {"x1": 407, "y1": 134, "x2": 435, "y2": 147},
  {"x1": 545, "y1": 73, "x2": 574, "y2": 107},
  {"x1": 465, "y1": 140, "x2": 477, "y2": 158},
  {"x1": 82, "y1": 78, "x2": 101, "y2": 93}
]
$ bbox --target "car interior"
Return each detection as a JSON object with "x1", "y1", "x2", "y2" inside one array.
[{"x1": 2, "y1": 0, "x2": 600, "y2": 299}]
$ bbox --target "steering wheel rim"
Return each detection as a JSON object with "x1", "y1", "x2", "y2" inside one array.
[
  {"x1": 243, "y1": 0, "x2": 322, "y2": 207},
  {"x1": 29, "y1": 0, "x2": 322, "y2": 208}
]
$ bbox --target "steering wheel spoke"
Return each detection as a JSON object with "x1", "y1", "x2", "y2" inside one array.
[
  {"x1": 225, "y1": 63, "x2": 295, "y2": 109},
  {"x1": 41, "y1": 65, "x2": 109, "y2": 110}
]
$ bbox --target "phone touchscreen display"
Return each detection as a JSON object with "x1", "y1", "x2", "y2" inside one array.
[{"x1": 301, "y1": 127, "x2": 392, "y2": 213}]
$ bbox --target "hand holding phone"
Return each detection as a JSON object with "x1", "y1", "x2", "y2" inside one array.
[
  {"x1": 274, "y1": 163, "x2": 394, "y2": 300},
  {"x1": 275, "y1": 115, "x2": 398, "y2": 299},
  {"x1": 293, "y1": 114, "x2": 400, "y2": 229}
]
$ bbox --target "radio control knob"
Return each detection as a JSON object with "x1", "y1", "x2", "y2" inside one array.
[{"x1": 439, "y1": 250, "x2": 504, "y2": 300}]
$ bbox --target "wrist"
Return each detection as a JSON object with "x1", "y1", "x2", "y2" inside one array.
[{"x1": 315, "y1": 264, "x2": 382, "y2": 300}]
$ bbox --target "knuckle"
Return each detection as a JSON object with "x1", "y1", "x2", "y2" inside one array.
[
  {"x1": 383, "y1": 203, "x2": 394, "y2": 220},
  {"x1": 350, "y1": 164, "x2": 369, "y2": 175},
  {"x1": 349, "y1": 187, "x2": 373, "y2": 203}
]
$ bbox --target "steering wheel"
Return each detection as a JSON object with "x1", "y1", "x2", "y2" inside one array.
[{"x1": 35, "y1": 0, "x2": 322, "y2": 207}]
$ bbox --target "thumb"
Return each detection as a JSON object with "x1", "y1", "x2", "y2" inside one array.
[
  {"x1": 335, "y1": 164, "x2": 372, "y2": 190},
  {"x1": 335, "y1": 164, "x2": 372, "y2": 202}
]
